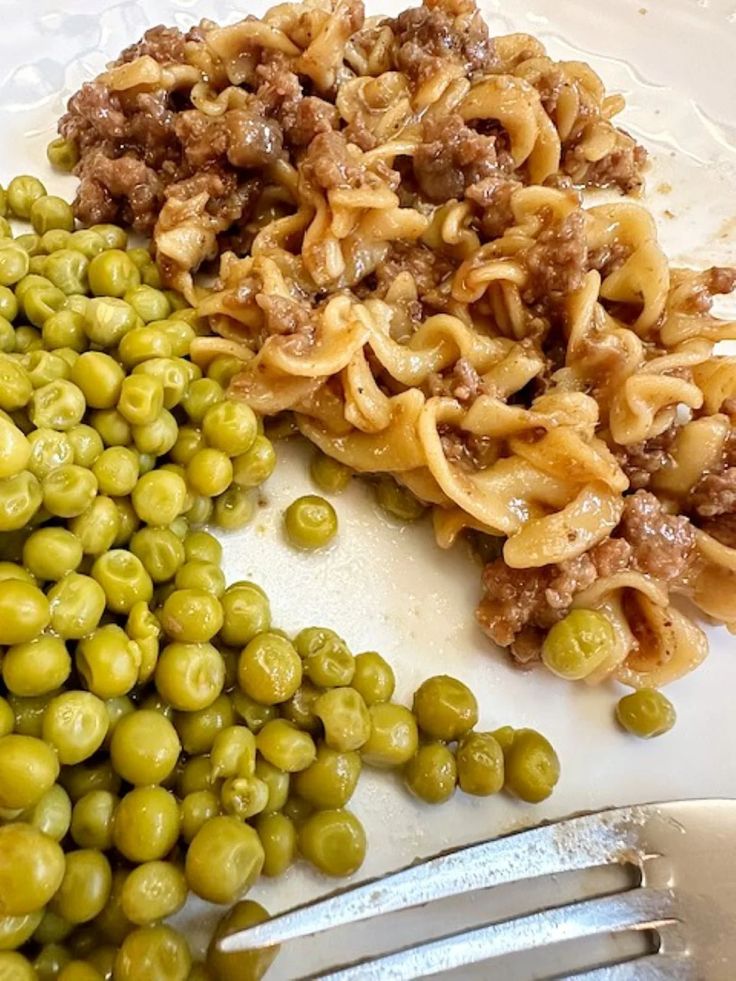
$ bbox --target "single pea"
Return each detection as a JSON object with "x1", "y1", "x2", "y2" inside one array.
[
  {"x1": 221, "y1": 775, "x2": 269, "y2": 821},
  {"x1": 299, "y1": 808, "x2": 366, "y2": 877},
  {"x1": 412, "y1": 675, "x2": 478, "y2": 742},
  {"x1": 185, "y1": 494, "x2": 214, "y2": 526},
  {"x1": 33, "y1": 908, "x2": 74, "y2": 946},
  {"x1": 47, "y1": 573, "x2": 106, "y2": 639},
  {"x1": 0, "y1": 357, "x2": 32, "y2": 411},
  {"x1": 206, "y1": 900, "x2": 279, "y2": 981},
  {"x1": 0, "y1": 823, "x2": 65, "y2": 916},
  {"x1": 361, "y1": 702, "x2": 418, "y2": 767},
  {"x1": 542, "y1": 609, "x2": 616, "y2": 680},
  {"x1": 185, "y1": 816, "x2": 264, "y2": 904},
  {"x1": 122, "y1": 285, "x2": 171, "y2": 326},
  {"x1": 131, "y1": 470, "x2": 187, "y2": 526},
  {"x1": 231, "y1": 690, "x2": 278, "y2": 733},
  {"x1": 314, "y1": 687, "x2": 371, "y2": 752},
  {"x1": 160, "y1": 588, "x2": 224, "y2": 643},
  {"x1": 153, "y1": 318, "x2": 194, "y2": 357},
  {"x1": 0, "y1": 286, "x2": 17, "y2": 323},
  {"x1": 374, "y1": 477, "x2": 427, "y2": 521},
  {"x1": 0, "y1": 561, "x2": 34, "y2": 585},
  {"x1": 89, "y1": 224, "x2": 128, "y2": 251},
  {"x1": 70, "y1": 352, "x2": 124, "y2": 409},
  {"x1": 23, "y1": 349, "x2": 71, "y2": 388},
  {"x1": 58, "y1": 759, "x2": 121, "y2": 804},
  {"x1": 0, "y1": 698, "x2": 12, "y2": 738},
  {"x1": 117, "y1": 374, "x2": 164, "y2": 427},
  {"x1": 352, "y1": 651, "x2": 395, "y2": 705},
  {"x1": 30, "y1": 379, "x2": 86, "y2": 430},
  {"x1": 112, "y1": 497, "x2": 140, "y2": 546},
  {"x1": 174, "y1": 694, "x2": 235, "y2": 756},
  {"x1": 30, "y1": 195, "x2": 75, "y2": 234},
  {"x1": 69, "y1": 496, "x2": 121, "y2": 555},
  {"x1": 76, "y1": 624, "x2": 141, "y2": 698},
  {"x1": 129, "y1": 526, "x2": 185, "y2": 583},
  {"x1": 0, "y1": 316, "x2": 14, "y2": 353},
  {"x1": 174, "y1": 559, "x2": 226, "y2": 597},
  {"x1": 92, "y1": 549, "x2": 153, "y2": 614},
  {"x1": 503, "y1": 728, "x2": 561, "y2": 803},
  {"x1": 85, "y1": 946, "x2": 117, "y2": 979},
  {"x1": 0, "y1": 417, "x2": 30, "y2": 479},
  {"x1": 210, "y1": 727, "x2": 253, "y2": 781},
  {"x1": 113, "y1": 787, "x2": 180, "y2": 863},
  {"x1": 13, "y1": 325, "x2": 43, "y2": 353},
  {"x1": 103, "y1": 695, "x2": 136, "y2": 743},
  {"x1": 22, "y1": 526, "x2": 81, "y2": 580},
  {"x1": 455, "y1": 732, "x2": 504, "y2": 797},
  {"x1": 87, "y1": 250, "x2": 140, "y2": 298},
  {"x1": 114, "y1": 925, "x2": 191, "y2": 981},
  {"x1": 294, "y1": 745, "x2": 362, "y2": 809},
  {"x1": 41, "y1": 226, "x2": 72, "y2": 250},
  {"x1": 0, "y1": 951, "x2": 36, "y2": 979},
  {"x1": 110, "y1": 710, "x2": 181, "y2": 786},
  {"x1": 59, "y1": 961, "x2": 104, "y2": 981},
  {"x1": 254, "y1": 757, "x2": 290, "y2": 814},
  {"x1": 186, "y1": 448, "x2": 234, "y2": 498},
  {"x1": 42, "y1": 464, "x2": 97, "y2": 518},
  {"x1": 238, "y1": 632, "x2": 302, "y2": 706},
  {"x1": 3, "y1": 635, "x2": 71, "y2": 696},
  {"x1": 310, "y1": 451, "x2": 352, "y2": 494},
  {"x1": 207, "y1": 355, "x2": 243, "y2": 388},
  {"x1": 89, "y1": 408, "x2": 131, "y2": 447},
  {"x1": 133, "y1": 357, "x2": 189, "y2": 410},
  {"x1": 0, "y1": 735, "x2": 59, "y2": 810},
  {"x1": 176, "y1": 755, "x2": 218, "y2": 798},
  {"x1": 201, "y1": 400, "x2": 257, "y2": 457},
  {"x1": 68, "y1": 229, "x2": 105, "y2": 260},
  {"x1": 47, "y1": 136, "x2": 79, "y2": 171},
  {"x1": 0, "y1": 579, "x2": 49, "y2": 644},
  {"x1": 232, "y1": 435, "x2": 276, "y2": 488},
  {"x1": 43, "y1": 691, "x2": 109, "y2": 765},
  {"x1": 44, "y1": 249, "x2": 89, "y2": 296},
  {"x1": 92, "y1": 446, "x2": 139, "y2": 496},
  {"x1": 7, "y1": 176, "x2": 47, "y2": 219},
  {"x1": 256, "y1": 719, "x2": 317, "y2": 773},
  {"x1": 84, "y1": 297, "x2": 137, "y2": 348},
  {"x1": 70, "y1": 790, "x2": 118, "y2": 850},
  {"x1": 0, "y1": 243, "x2": 30, "y2": 287},
  {"x1": 33, "y1": 944, "x2": 72, "y2": 978},
  {"x1": 20, "y1": 783, "x2": 71, "y2": 842},
  {"x1": 67, "y1": 424, "x2": 103, "y2": 467},
  {"x1": 280, "y1": 680, "x2": 322, "y2": 734},
  {"x1": 0, "y1": 471, "x2": 42, "y2": 531},
  {"x1": 7, "y1": 692, "x2": 57, "y2": 739},
  {"x1": 213, "y1": 485, "x2": 254, "y2": 530},
  {"x1": 23, "y1": 284, "x2": 67, "y2": 328},
  {"x1": 120, "y1": 861, "x2": 188, "y2": 927},
  {"x1": 295, "y1": 626, "x2": 355, "y2": 688},
  {"x1": 182, "y1": 377, "x2": 223, "y2": 423},
  {"x1": 181, "y1": 790, "x2": 220, "y2": 844},
  {"x1": 51, "y1": 850, "x2": 112, "y2": 925},
  {"x1": 155, "y1": 642, "x2": 225, "y2": 712},
  {"x1": 0, "y1": 910, "x2": 45, "y2": 951},
  {"x1": 284, "y1": 495, "x2": 338, "y2": 550},
  {"x1": 615, "y1": 688, "x2": 676, "y2": 738}
]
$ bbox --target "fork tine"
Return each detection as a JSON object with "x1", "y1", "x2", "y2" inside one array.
[
  {"x1": 571, "y1": 953, "x2": 691, "y2": 980},
  {"x1": 219, "y1": 805, "x2": 649, "y2": 953},
  {"x1": 315, "y1": 889, "x2": 678, "y2": 981}
]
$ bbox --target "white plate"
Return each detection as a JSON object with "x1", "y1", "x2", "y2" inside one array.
[{"x1": 3, "y1": 1, "x2": 736, "y2": 975}]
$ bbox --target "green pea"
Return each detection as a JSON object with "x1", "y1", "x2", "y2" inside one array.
[
  {"x1": 314, "y1": 687, "x2": 371, "y2": 752},
  {"x1": 207, "y1": 355, "x2": 243, "y2": 388},
  {"x1": 42, "y1": 309, "x2": 87, "y2": 352},
  {"x1": 120, "y1": 861, "x2": 187, "y2": 927},
  {"x1": 130, "y1": 526, "x2": 185, "y2": 583},
  {"x1": 220, "y1": 775, "x2": 269, "y2": 820},
  {"x1": 232, "y1": 435, "x2": 276, "y2": 488},
  {"x1": 309, "y1": 451, "x2": 352, "y2": 493},
  {"x1": 231, "y1": 690, "x2": 278, "y2": 733},
  {"x1": 280, "y1": 680, "x2": 322, "y2": 734},
  {"x1": 615, "y1": 688, "x2": 676, "y2": 738},
  {"x1": 299, "y1": 808, "x2": 366, "y2": 877},
  {"x1": 295, "y1": 627, "x2": 355, "y2": 688},
  {"x1": 58, "y1": 759, "x2": 121, "y2": 804},
  {"x1": 131, "y1": 470, "x2": 187, "y2": 526},
  {"x1": 254, "y1": 757, "x2": 290, "y2": 814},
  {"x1": 43, "y1": 249, "x2": 88, "y2": 296},
  {"x1": 117, "y1": 374, "x2": 164, "y2": 426},
  {"x1": 185, "y1": 448, "x2": 233, "y2": 498},
  {"x1": 2, "y1": 635, "x2": 71, "y2": 696},
  {"x1": 0, "y1": 822, "x2": 65, "y2": 916},
  {"x1": 201, "y1": 401, "x2": 257, "y2": 457},
  {"x1": 123, "y1": 285, "x2": 171, "y2": 324},
  {"x1": 7, "y1": 176, "x2": 47, "y2": 220},
  {"x1": 76, "y1": 624, "x2": 141, "y2": 698},
  {"x1": 181, "y1": 790, "x2": 220, "y2": 844},
  {"x1": 89, "y1": 408, "x2": 131, "y2": 447},
  {"x1": 284, "y1": 494, "x2": 338, "y2": 549},
  {"x1": 23, "y1": 350, "x2": 71, "y2": 388},
  {"x1": 0, "y1": 416, "x2": 30, "y2": 478},
  {"x1": 174, "y1": 559, "x2": 226, "y2": 597},
  {"x1": 256, "y1": 812, "x2": 297, "y2": 878},
  {"x1": 256, "y1": 719, "x2": 316, "y2": 772},
  {"x1": 182, "y1": 378, "x2": 223, "y2": 423},
  {"x1": 23, "y1": 285, "x2": 67, "y2": 328},
  {"x1": 0, "y1": 286, "x2": 18, "y2": 323},
  {"x1": 0, "y1": 736, "x2": 59, "y2": 810},
  {"x1": 52, "y1": 849, "x2": 113, "y2": 926},
  {"x1": 155, "y1": 642, "x2": 225, "y2": 712},
  {"x1": 90, "y1": 447, "x2": 138, "y2": 498},
  {"x1": 110, "y1": 710, "x2": 181, "y2": 786},
  {"x1": 542, "y1": 609, "x2": 616, "y2": 680},
  {"x1": 21, "y1": 784, "x2": 71, "y2": 843},
  {"x1": 210, "y1": 726, "x2": 256, "y2": 780},
  {"x1": 30, "y1": 379, "x2": 85, "y2": 430},
  {"x1": 131, "y1": 409, "x2": 178, "y2": 456},
  {"x1": 118, "y1": 326, "x2": 172, "y2": 367},
  {"x1": 213, "y1": 485, "x2": 254, "y2": 530},
  {"x1": 133, "y1": 357, "x2": 189, "y2": 409},
  {"x1": 43, "y1": 691, "x2": 109, "y2": 765},
  {"x1": 67, "y1": 424, "x2": 104, "y2": 466},
  {"x1": 0, "y1": 358, "x2": 32, "y2": 410},
  {"x1": 0, "y1": 471, "x2": 42, "y2": 530},
  {"x1": 455, "y1": 732, "x2": 504, "y2": 796},
  {"x1": 112, "y1": 497, "x2": 140, "y2": 546},
  {"x1": 174, "y1": 694, "x2": 235, "y2": 756},
  {"x1": 69, "y1": 496, "x2": 121, "y2": 555},
  {"x1": 92, "y1": 549, "x2": 153, "y2": 614},
  {"x1": 0, "y1": 316, "x2": 14, "y2": 353},
  {"x1": 412, "y1": 675, "x2": 478, "y2": 741},
  {"x1": 46, "y1": 137, "x2": 79, "y2": 171},
  {"x1": 41, "y1": 229, "x2": 72, "y2": 253},
  {"x1": 153, "y1": 318, "x2": 194, "y2": 357},
  {"x1": 374, "y1": 476, "x2": 427, "y2": 521},
  {"x1": 28, "y1": 254, "x2": 48, "y2": 276},
  {"x1": 47, "y1": 573, "x2": 106, "y2": 639},
  {"x1": 0, "y1": 243, "x2": 30, "y2": 287},
  {"x1": 87, "y1": 250, "x2": 140, "y2": 298},
  {"x1": 238, "y1": 632, "x2": 302, "y2": 706},
  {"x1": 69, "y1": 791, "x2": 117, "y2": 851},
  {"x1": 294, "y1": 745, "x2": 362, "y2": 809},
  {"x1": 42, "y1": 464, "x2": 97, "y2": 518},
  {"x1": 113, "y1": 787, "x2": 180, "y2": 863},
  {"x1": 0, "y1": 579, "x2": 49, "y2": 644},
  {"x1": 185, "y1": 816, "x2": 264, "y2": 904},
  {"x1": 22, "y1": 526, "x2": 80, "y2": 580},
  {"x1": 68, "y1": 229, "x2": 106, "y2": 259},
  {"x1": 502, "y1": 728, "x2": 560, "y2": 803},
  {"x1": 84, "y1": 297, "x2": 137, "y2": 348},
  {"x1": 352, "y1": 651, "x2": 395, "y2": 705},
  {"x1": 185, "y1": 493, "x2": 213, "y2": 526},
  {"x1": 361, "y1": 702, "x2": 418, "y2": 767},
  {"x1": 160, "y1": 588, "x2": 224, "y2": 643},
  {"x1": 30, "y1": 196, "x2": 75, "y2": 235},
  {"x1": 206, "y1": 900, "x2": 278, "y2": 981}
]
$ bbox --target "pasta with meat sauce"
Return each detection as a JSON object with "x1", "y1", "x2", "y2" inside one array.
[{"x1": 60, "y1": 0, "x2": 736, "y2": 688}]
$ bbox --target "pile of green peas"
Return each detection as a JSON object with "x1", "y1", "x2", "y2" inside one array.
[{"x1": 0, "y1": 175, "x2": 561, "y2": 980}]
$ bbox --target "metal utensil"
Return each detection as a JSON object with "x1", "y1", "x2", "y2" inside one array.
[{"x1": 219, "y1": 799, "x2": 736, "y2": 979}]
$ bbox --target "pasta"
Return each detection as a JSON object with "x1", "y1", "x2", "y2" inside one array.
[{"x1": 60, "y1": 0, "x2": 736, "y2": 689}]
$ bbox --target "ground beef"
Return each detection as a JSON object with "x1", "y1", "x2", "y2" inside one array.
[
  {"x1": 115, "y1": 25, "x2": 189, "y2": 66},
  {"x1": 615, "y1": 426, "x2": 677, "y2": 491},
  {"x1": 617, "y1": 490, "x2": 695, "y2": 582},
  {"x1": 73, "y1": 151, "x2": 163, "y2": 231},
  {"x1": 476, "y1": 539, "x2": 630, "y2": 649},
  {"x1": 257, "y1": 294, "x2": 313, "y2": 337},
  {"x1": 700, "y1": 514, "x2": 736, "y2": 548},
  {"x1": 413, "y1": 114, "x2": 499, "y2": 202},
  {"x1": 225, "y1": 109, "x2": 284, "y2": 168},
  {"x1": 690, "y1": 468, "x2": 736, "y2": 518},
  {"x1": 562, "y1": 131, "x2": 647, "y2": 194},
  {"x1": 389, "y1": 0, "x2": 497, "y2": 86},
  {"x1": 588, "y1": 240, "x2": 631, "y2": 278},
  {"x1": 428, "y1": 358, "x2": 482, "y2": 403},
  {"x1": 173, "y1": 111, "x2": 229, "y2": 170},
  {"x1": 302, "y1": 131, "x2": 364, "y2": 189},
  {"x1": 465, "y1": 175, "x2": 521, "y2": 239},
  {"x1": 523, "y1": 209, "x2": 587, "y2": 303}
]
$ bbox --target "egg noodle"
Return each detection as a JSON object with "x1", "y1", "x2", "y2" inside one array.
[{"x1": 63, "y1": 0, "x2": 736, "y2": 687}]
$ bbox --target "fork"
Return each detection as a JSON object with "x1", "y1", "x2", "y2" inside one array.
[{"x1": 218, "y1": 799, "x2": 736, "y2": 980}]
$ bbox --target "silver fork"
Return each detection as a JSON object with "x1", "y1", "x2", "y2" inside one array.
[{"x1": 219, "y1": 799, "x2": 736, "y2": 980}]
